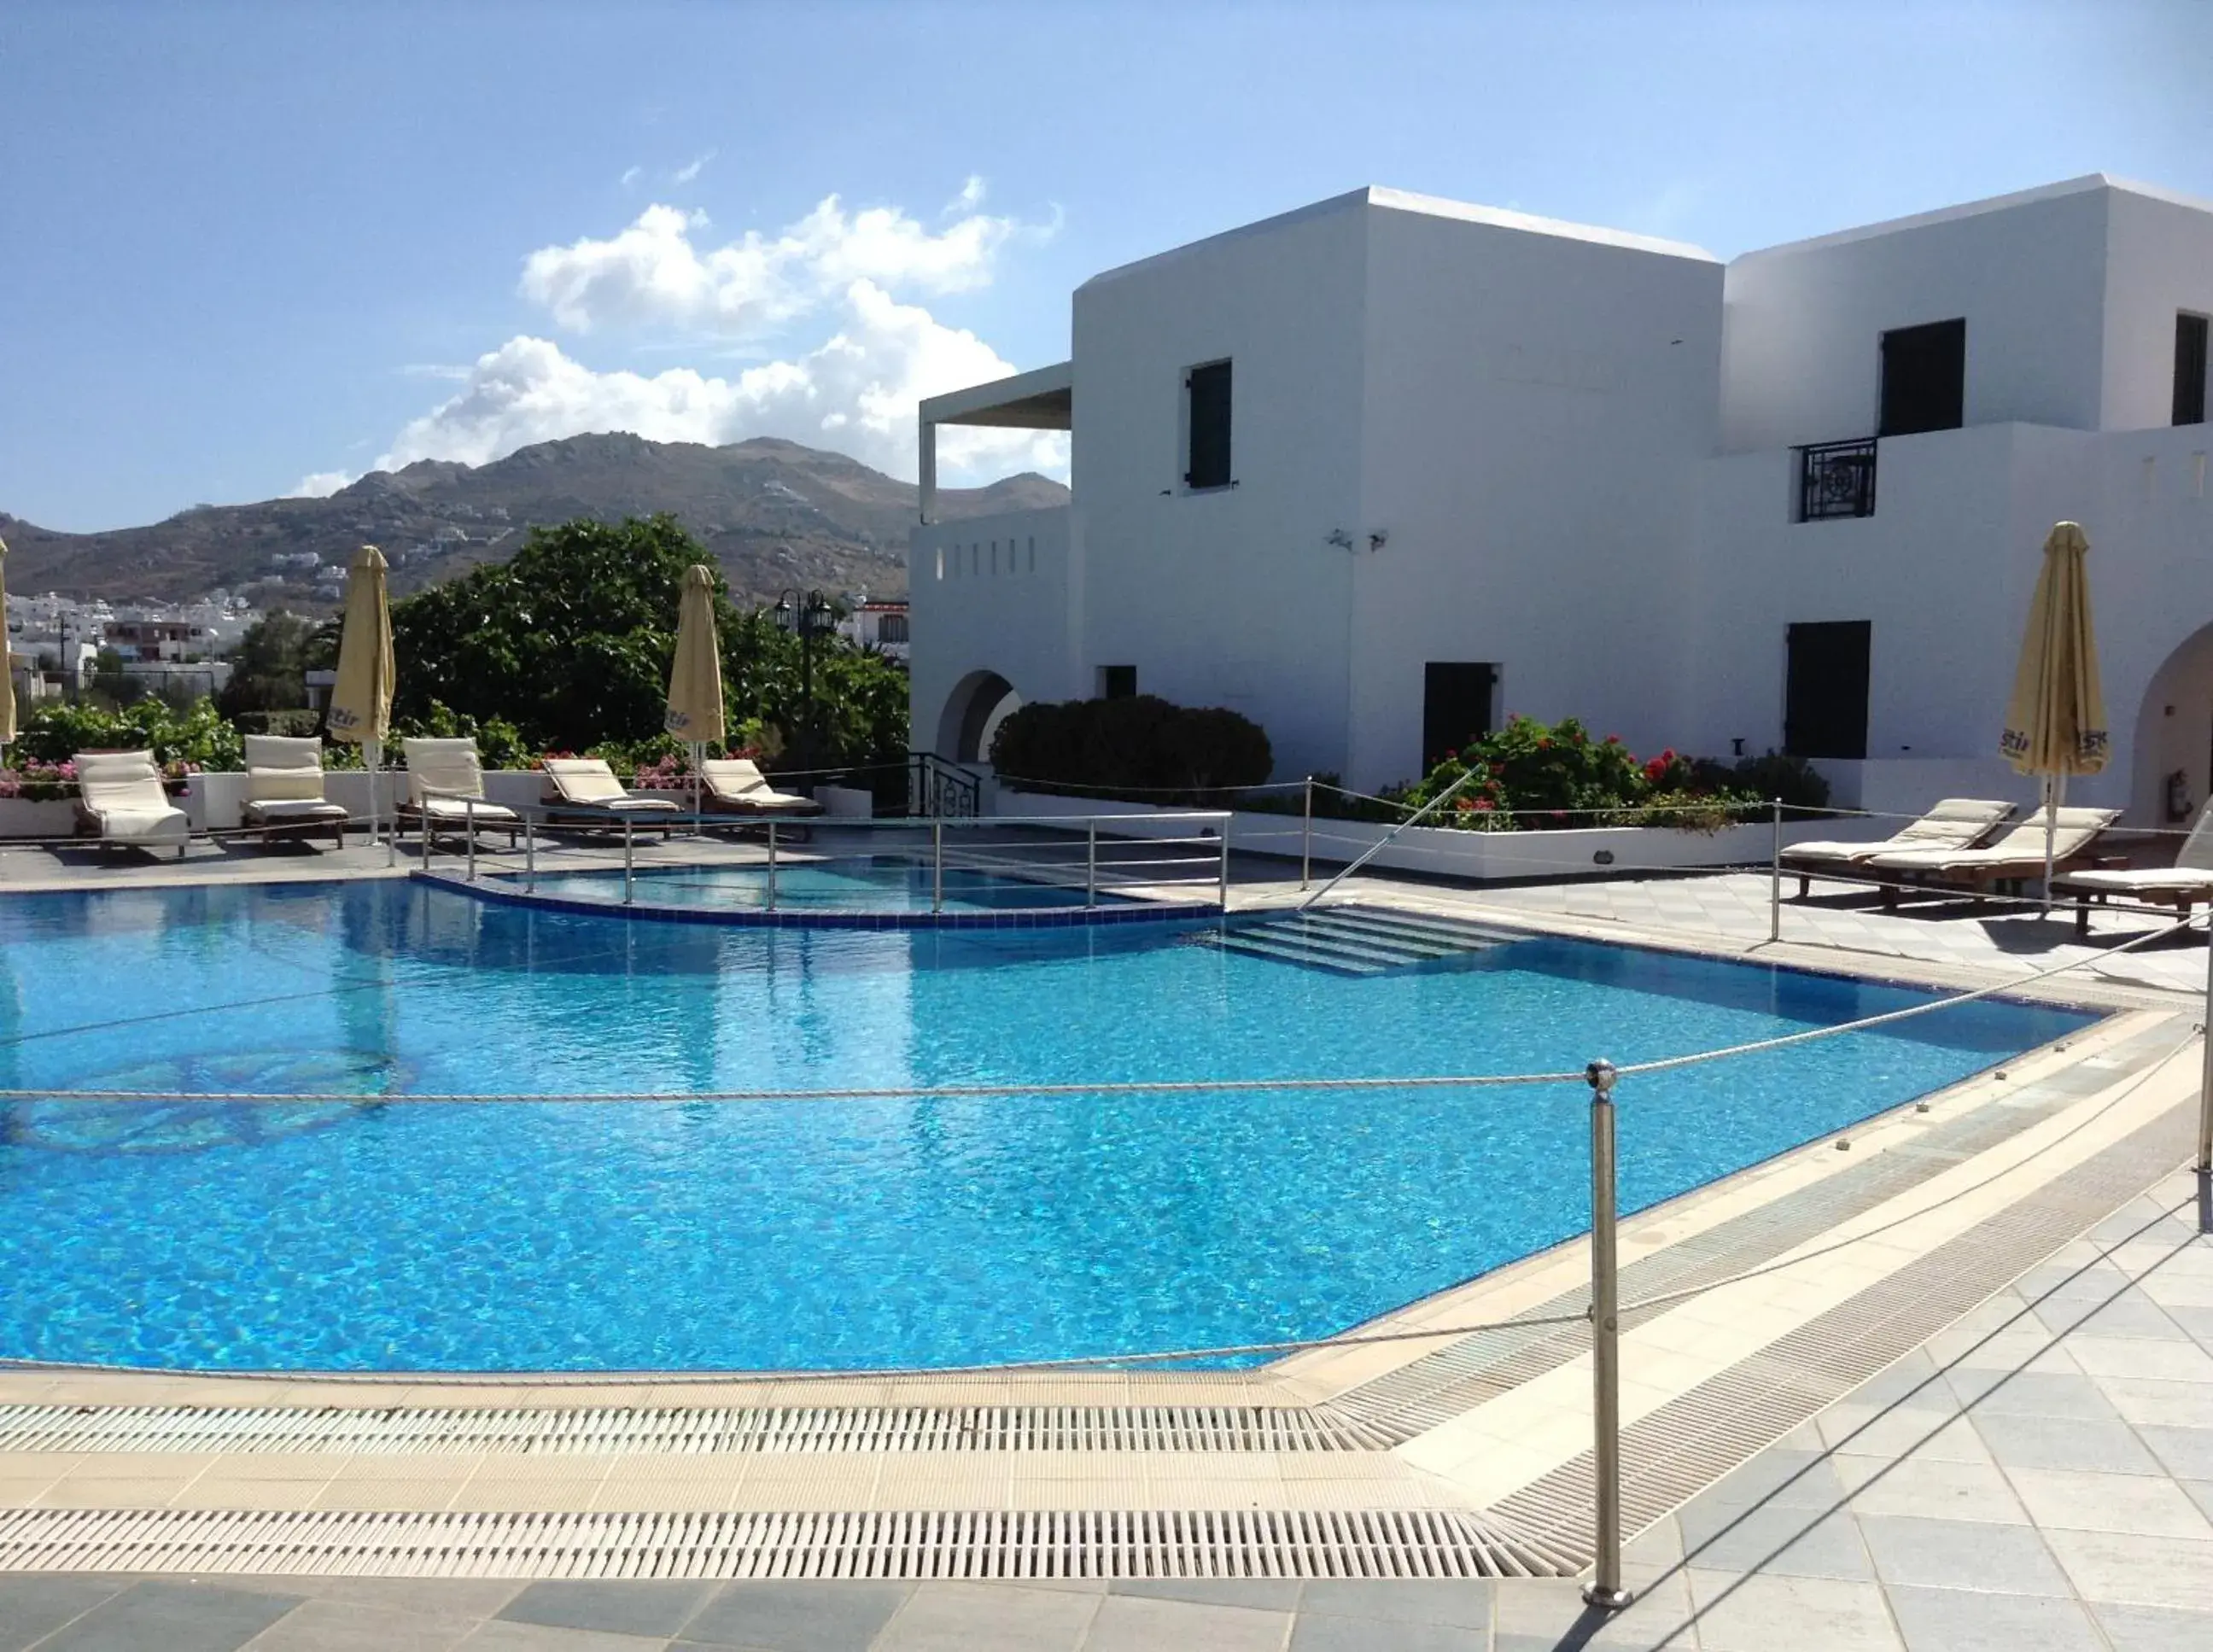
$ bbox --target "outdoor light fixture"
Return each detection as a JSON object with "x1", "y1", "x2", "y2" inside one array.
[{"x1": 772, "y1": 580, "x2": 838, "y2": 768}]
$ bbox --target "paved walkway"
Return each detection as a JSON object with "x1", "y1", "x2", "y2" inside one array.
[{"x1": 2, "y1": 1169, "x2": 2204, "y2": 1649}]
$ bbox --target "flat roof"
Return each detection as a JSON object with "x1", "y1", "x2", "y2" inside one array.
[
  {"x1": 1732, "y1": 173, "x2": 2213, "y2": 263},
  {"x1": 920, "y1": 360, "x2": 1072, "y2": 429},
  {"x1": 1080, "y1": 185, "x2": 1716, "y2": 292}
]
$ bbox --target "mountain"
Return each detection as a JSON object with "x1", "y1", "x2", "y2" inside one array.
[{"x1": 0, "y1": 434, "x2": 1069, "y2": 608}]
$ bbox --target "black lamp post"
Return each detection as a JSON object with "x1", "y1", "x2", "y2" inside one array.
[{"x1": 772, "y1": 587, "x2": 837, "y2": 769}]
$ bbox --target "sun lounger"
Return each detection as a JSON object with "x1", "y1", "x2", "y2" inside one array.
[
  {"x1": 540, "y1": 757, "x2": 681, "y2": 833},
  {"x1": 699, "y1": 758, "x2": 822, "y2": 817},
  {"x1": 240, "y1": 734, "x2": 349, "y2": 849},
  {"x1": 73, "y1": 749, "x2": 190, "y2": 857},
  {"x1": 1864, "y1": 806, "x2": 2122, "y2": 907},
  {"x1": 1781, "y1": 797, "x2": 2015, "y2": 898},
  {"x1": 2053, "y1": 803, "x2": 2213, "y2": 935},
  {"x1": 398, "y1": 737, "x2": 521, "y2": 847}
]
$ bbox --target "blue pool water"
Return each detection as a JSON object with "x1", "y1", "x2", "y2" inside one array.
[
  {"x1": 0, "y1": 880, "x2": 2090, "y2": 1372},
  {"x1": 513, "y1": 855, "x2": 1108, "y2": 913}
]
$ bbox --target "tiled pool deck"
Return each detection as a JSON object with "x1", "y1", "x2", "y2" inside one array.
[{"x1": 1, "y1": 834, "x2": 2208, "y2": 1649}]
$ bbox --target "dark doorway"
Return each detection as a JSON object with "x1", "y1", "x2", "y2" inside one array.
[
  {"x1": 1879, "y1": 319, "x2": 1966, "y2": 437},
  {"x1": 1184, "y1": 360, "x2": 1233, "y2": 489},
  {"x1": 1098, "y1": 664, "x2": 1136, "y2": 700},
  {"x1": 1784, "y1": 622, "x2": 1871, "y2": 760},
  {"x1": 1422, "y1": 663, "x2": 1498, "y2": 770}
]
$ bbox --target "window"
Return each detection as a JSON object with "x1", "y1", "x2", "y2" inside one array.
[
  {"x1": 1184, "y1": 359, "x2": 1232, "y2": 489},
  {"x1": 2176, "y1": 312, "x2": 2210, "y2": 427},
  {"x1": 876, "y1": 614, "x2": 908, "y2": 645},
  {"x1": 1784, "y1": 622, "x2": 1871, "y2": 760},
  {"x1": 1878, "y1": 319, "x2": 1966, "y2": 437},
  {"x1": 1422, "y1": 663, "x2": 1498, "y2": 772},
  {"x1": 1099, "y1": 665, "x2": 1137, "y2": 700}
]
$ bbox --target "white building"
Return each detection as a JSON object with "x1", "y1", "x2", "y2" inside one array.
[
  {"x1": 911, "y1": 176, "x2": 2213, "y2": 824},
  {"x1": 838, "y1": 599, "x2": 911, "y2": 663}
]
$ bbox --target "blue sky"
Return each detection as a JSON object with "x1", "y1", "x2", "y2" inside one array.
[{"x1": 4, "y1": 0, "x2": 2209, "y2": 532}]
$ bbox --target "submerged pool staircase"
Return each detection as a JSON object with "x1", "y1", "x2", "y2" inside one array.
[{"x1": 1200, "y1": 904, "x2": 1527, "y2": 976}]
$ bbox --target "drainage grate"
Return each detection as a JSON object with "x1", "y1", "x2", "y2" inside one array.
[
  {"x1": 1318, "y1": 1019, "x2": 2175, "y2": 1444},
  {"x1": 0, "y1": 1404, "x2": 1387, "y2": 1457},
  {"x1": 0, "y1": 1506, "x2": 1579, "y2": 1580},
  {"x1": 1486, "y1": 1099, "x2": 2195, "y2": 1563}
]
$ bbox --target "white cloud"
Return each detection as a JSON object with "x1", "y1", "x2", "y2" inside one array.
[
  {"x1": 371, "y1": 280, "x2": 1066, "y2": 486},
  {"x1": 517, "y1": 190, "x2": 1031, "y2": 336},
  {"x1": 288, "y1": 469, "x2": 355, "y2": 498},
  {"x1": 619, "y1": 165, "x2": 642, "y2": 190},
  {"x1": 673, "y1": 149, "x2": 715, "y2": 184},
  {"x1": 945, "y1": 174, "x2": 985, "y2": 215}
]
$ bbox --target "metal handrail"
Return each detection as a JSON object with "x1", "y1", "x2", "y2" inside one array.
[{"x1": 1296, "y1": 768, "x2": 1482, "y2": 910}]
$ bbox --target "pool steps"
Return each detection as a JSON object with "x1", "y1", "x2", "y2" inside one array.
[{"x1": 1202, "y1": 906, "x2": 1526, "y2": 975}]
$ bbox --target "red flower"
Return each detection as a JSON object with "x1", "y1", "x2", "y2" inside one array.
[
  {"x1": 1644, "y1": 756, "x2": 1670, "y2": 782},
  {"x1": 1537, "y1": 737, "x2": 1552, "y2": 750},
  {"x1": 1604, "y1": 734, "x2": 1621, "y2": 745},
  {"x1": 1443, "y1": 748, "x2": 1457, "y2": 762},
  {"x1": 1472, "y1": 797, "x2": 1496, "y2": 812}
]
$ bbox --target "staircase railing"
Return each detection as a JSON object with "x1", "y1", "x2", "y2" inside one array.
[
  {"x1": 1296, "y1": 767, "x2": 1482, "y2": 911},
  {"x1": 908, "y1": 751, "x2": 983, "y2": 820}
]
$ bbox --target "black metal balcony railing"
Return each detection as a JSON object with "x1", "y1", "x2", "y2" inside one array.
[{"x1": 1797, "y1": 437, "x2": 1877, "y2": 522}]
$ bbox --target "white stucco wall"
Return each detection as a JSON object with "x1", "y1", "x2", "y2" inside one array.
[
  {"x1": 908, "y1": 505, "x2": 1074, "y2": 763},
  {"x1": 1070, "y1": 194, "x2": 1372, "y2": 784},
  {"x1": 2100, "y1": 186, "x2": 2213, "y2": 431},
  {"x1": 1348, "y1": 200, "x2": 1722, "y2": 787},
  {"x1": 1720, "y1": 180, "x2": 2113, "y2": 453}
]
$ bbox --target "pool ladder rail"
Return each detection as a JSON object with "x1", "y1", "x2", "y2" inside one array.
[{"x1": 1200, "y1": 906, "x2": 1525, "y2": 976}]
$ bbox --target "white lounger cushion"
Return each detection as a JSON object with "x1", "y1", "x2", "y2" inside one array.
[
  {"x1": 2054, "y1": 867, "x2": 2213, "y2": 893},
  {"x1": 1781, "y1": 798, "x2": 2013, "y2": 867},
  {"x1": 74, "y1": 750, "x2": 190, "y2": 844},
  {"x1": 417, "y1": 795, "x2": 520, "y2": 824},
  {"x1": 244, "y1": 797, "x2": 349, "y2": 821},
  {"x1": 2053, "y1": 800, "x2": 2213, "y2": 896},
  {"x1": 242, "y1": 734, "x2": 332, "y2": 803},
  {"x1": 1866, "y1": 808, "x2": 2118, "y2": 872},
  {"x1": 541, "y1": 757, "x2": 679, "y2": 812},
  {"x1": 700, "y1": 758, "x2": 815, "y2": 810}
]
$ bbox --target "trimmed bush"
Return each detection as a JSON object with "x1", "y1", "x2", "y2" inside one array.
[{"x1": 990, "y1": 695, "x2": 1272, "y2": 797}]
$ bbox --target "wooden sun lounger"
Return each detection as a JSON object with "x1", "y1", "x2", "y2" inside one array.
[
  {"x1": 1864, "y1": 808, "x2": 2122, "y2": 908},
  {"x1": 540, "y1": 757, "x2": 683, "y2": 837},
  {"x1": 2052, "y1": 803, "x2": 2213, "y2": 935},
  {"x1": 240, "y1": 734, "x2": 349, "y2": 849},
  {"x1": 1781, "y1": 797, "x2": 2015, "y2": 898}
]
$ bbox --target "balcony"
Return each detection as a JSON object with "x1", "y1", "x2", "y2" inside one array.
[{"x1": 1796, "y1": 437, "x2": 1877, "y2": 522}]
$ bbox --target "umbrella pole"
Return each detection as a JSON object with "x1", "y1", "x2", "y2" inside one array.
[{"x1": 2042, "y1": 774, "x2": 2064, "y2": 914}]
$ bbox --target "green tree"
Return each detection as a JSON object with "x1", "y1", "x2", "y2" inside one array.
[
  {"x1": 217, "y1": 611, "x2": 320, "y2": 715},
  {"x1": 388, "y1": 513, "x2": 908, "y2": 765}
]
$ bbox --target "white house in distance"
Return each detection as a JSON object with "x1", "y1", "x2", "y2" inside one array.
[{"x1": 911, "y1": 176, "x2": 2213, "y2": 823}]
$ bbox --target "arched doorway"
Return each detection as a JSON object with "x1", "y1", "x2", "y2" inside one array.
[
  {"x1": 2131, "y1": 621, "x2": 2213, "y2": 826},
  {"x1": 937, "y1": 670, "x2": 1024, "y2": 765}
]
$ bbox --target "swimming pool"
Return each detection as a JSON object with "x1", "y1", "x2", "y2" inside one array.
[
  {"x1": 511, "y1": 855, "x2": 1112, "y2": 914},
  {"x1": 0, "y1": 879, "x2": 2091, "y2": 1372}
]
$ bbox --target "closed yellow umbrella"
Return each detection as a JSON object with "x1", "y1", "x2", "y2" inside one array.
[
  {"x1": 664, "y1": 564, "x2": 726, "y2": 815},
  {"x1": 0, "y1": 537, "x2": 16, "y2": 753},
  {"x1": 327, "y1": 545, "x2": 396, "y2": 848},
  {"x1": 2000, "y1": 521, "x2": 2108, "y2": 904}
]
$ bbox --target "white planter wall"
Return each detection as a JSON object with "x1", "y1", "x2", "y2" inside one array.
[{"x1": 994, "y1": 788, "x2": 1849, "y2": 883}]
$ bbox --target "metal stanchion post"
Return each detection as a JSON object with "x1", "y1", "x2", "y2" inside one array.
[
  {"x1": 767, "y1": 820, "x2": 779, "y2": 914},
  {"x1": 932, "y1": 820, "x2": 944, "y2": 914},
  {"x1": 525, "y1": 818, "x2": 536, "y2": 893},
  {"x1": 1769, "y1": 797, "x2": 1783, "y2": 944},
  {"x1": 1217, "y1": 821, "x2": 1230, "y2": 910},
  {"x1": 465, "y1": 798, "x2": 477, "y2": 883},
  {"x1": 2198, "y1": 919, "x2": 2213, "y2": 1175},
  {"x1": 1087, "y1": 822, "x2": 1098, "y2": 908},
  {"x1": 1583, "y1": 1057, "x2": 1632, "y2": 1612},
  {"x1": 420, "y1": 804, "x2": 431, "y2": 873},
  {"x1": 1301, "y1": 775, "x2": 1314, "y2": 891},
  {"x1": 623, "y1": 815, "x2": 635, "y2": 906}
]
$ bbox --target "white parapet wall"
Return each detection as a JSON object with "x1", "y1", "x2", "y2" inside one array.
[{"x1": 994, "y1": 789, "x2": 1862, "y2": 882}]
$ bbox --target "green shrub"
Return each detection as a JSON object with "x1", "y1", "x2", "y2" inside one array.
[
  {"x1": 8, "y1": 698, "x2": 242, "y2": 773},
  {"x1": 1388, "y1": 715, "x2": 1801, "y2": 832},
  {"x1": 990, "y1": 695, "x2": 1273, "y2": 799},
  {"x1": 232, "y1": 709, "x2": 324, "y2": 739}
]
